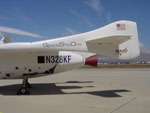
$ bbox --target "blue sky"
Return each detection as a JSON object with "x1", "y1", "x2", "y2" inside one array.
[{"x1": 0, "y1": 0, "x2": 149, "y2": 47}]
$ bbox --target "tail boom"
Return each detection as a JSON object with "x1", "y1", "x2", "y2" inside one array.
[{"x1": 0, "y1": 20, "x2": 140, "y2": 60}]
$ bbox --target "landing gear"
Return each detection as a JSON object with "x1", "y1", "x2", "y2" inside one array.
[
  {"x1": 17, "y1": 76, "x2": 31, "y2": 95},
  {"x1": 17, "y1": 87, "x2": 30, "y2": 95}
]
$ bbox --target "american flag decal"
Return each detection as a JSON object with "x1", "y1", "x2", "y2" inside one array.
[{"x1": 116, "y1": 24, "x2": 126, "y2": 30}]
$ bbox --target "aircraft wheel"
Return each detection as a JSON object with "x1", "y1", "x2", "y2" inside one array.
[{"x1": 16, "y1": 87, "x2": 30, "y2": 95}]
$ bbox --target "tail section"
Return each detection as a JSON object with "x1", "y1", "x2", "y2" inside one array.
[
  {"x1": 118, "y1": 21, "x2": 140, "y2": 59},
  {"x1": 2, "y1": 20, "x2": 139, "y2": 60},
  {"x1": 85, "y1": 20, "x2": 140, "y2": 60}
]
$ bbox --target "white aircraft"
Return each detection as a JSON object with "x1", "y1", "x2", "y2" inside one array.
[{"x1": 0, "y1": 20, "x2": 140, "y2": 95}]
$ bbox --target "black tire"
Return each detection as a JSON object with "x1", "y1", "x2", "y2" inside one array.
[{"x1": 16, "y1": 87, "x2": 30, "y2": 95}]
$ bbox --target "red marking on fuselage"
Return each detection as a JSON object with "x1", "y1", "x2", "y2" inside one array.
[{"x1": 115, "y1": 48, "x2": 128, "y2": 54}]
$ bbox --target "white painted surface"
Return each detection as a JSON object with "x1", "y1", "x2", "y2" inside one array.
[{"x1": 0, "y1": 20, "x2": 140, "y2": 79}]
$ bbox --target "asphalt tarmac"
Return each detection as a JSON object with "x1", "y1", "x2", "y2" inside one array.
[{"x1": 0, "y1": 68, "x2": 150, "y2": 113}]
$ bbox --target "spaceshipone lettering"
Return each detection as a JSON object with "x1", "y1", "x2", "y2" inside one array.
[
  {"x1": 38, "y1": 55, "x2": 71, "y2": 64},
  {"x1": 43, "y1": 42, "x2": 82, "y2": 48}
]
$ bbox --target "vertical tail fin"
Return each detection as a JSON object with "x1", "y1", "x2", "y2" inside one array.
[
  {"x1": 86, "y1": 20, "x2": 140, "y2": 60},
  {"x1": 118, "y1": 21, "x2": 140, "y2": 59}
]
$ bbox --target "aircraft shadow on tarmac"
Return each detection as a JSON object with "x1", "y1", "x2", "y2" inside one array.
[{"x1": 0, "y1": 81, "x2": 130, "y2": 97}]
